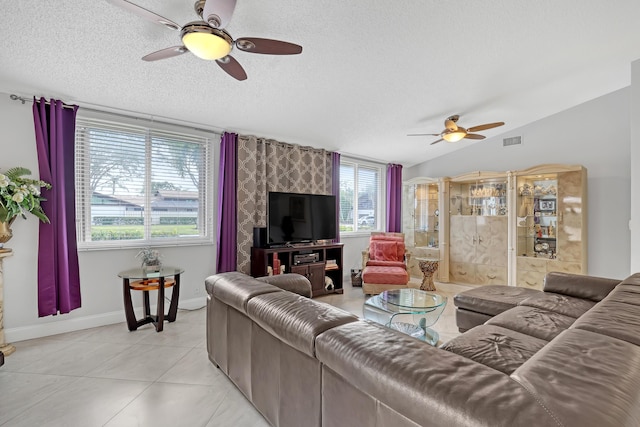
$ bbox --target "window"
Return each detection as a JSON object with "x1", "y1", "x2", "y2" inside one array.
[
  {"x1": 339, "y1": 159, "x2": 384, "y2": 232},
  {"x1": 75, "y1": 116, "x2": 215, "y2": 248}
]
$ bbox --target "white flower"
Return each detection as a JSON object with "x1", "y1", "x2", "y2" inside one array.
[
  {"x1": 28, "y1": 184, "x2": 40, "y2": 195},
  {"x1": 12, "y1": 193, "x2": 24, "y2": 203},
  {"x1": 0, "y1": 174, "x2": 8, "y2": 188}
]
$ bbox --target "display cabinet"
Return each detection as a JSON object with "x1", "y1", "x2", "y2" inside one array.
[
  {"x1": 448, "y1": 172, "x2": 509, "y2": 285},
  {"x1": 402, "y1": 177, "x2": 449, "y2": 281},
  {"x1": 509, "y1": 164, "x2": 587, "y2": 289},
  {"x1": 403, "y1": 164, "x2": 587, "y2": 290}
]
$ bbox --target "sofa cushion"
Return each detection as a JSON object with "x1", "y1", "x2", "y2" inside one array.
[
  {"x1": 455, "y1": 308, "x2": 494, "y2": 332},
  {"x1": 518, "y1": 292, "x2": 596, "y2": 318},
  {"x1": 370, "y1": 240, "x2": 404, "y2": 261},
  {"x1": 362, "y1": 265, "x2": 409, "y2": 285},
  {"x1": 571, "y1": 298, "x2": 640, "y2": 346},
  {"x1": 485, "y1": 306, "x2": 575, "y2": 341},
  {"x1": 205, "y1": 272, "x2": 281, "y2": 314},
  {"x1": 440, "y1": 324, "x2": 547, "y2": 374},
  {"x1": 512, "y1": 329, "x2": 640, "y2": 427},
  {"x1": 246, "y1": 291, "x2": 357, "y2": 357},
  {"x1": 543, "y1": 271, "x2": 620, "y2": 302},
  {"x1": 365, "y1": 260, "x2": 407, "y2": 268},
  {"x1": 316, "y1": 321, "x2": 559, "y2": 427},
  {"x1": 453, "y1": 285, "x2": 540, "y2": 316}
]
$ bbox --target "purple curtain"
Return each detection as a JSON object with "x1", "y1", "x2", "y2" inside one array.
[
  {"x1": 33, "y1": 98, "x2": 81, "y2": 317},
  {"x1": 331, "y1": 152, "x2": 341, "y2": 242},
  {"x1": 386, "y1": 163, "x2": 403, "y2": 233},
  {"x1": 216, "y1": 132, "x2": 238, "y2": 272}
]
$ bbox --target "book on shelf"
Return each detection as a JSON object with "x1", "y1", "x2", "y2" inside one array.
[{"x1": 325, "y1": 259, "x2": 339, "y2": 270}]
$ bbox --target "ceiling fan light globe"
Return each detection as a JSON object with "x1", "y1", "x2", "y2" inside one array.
[
  {"x1": 443, "y1": 130, "x2": 466, "y2": 142},
  {"x1": 181, "y1": 23, "x2": 232, "y2": 60}
]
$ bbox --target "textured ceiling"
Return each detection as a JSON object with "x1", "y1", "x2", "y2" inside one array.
[{"x1": 1, "y1": 0, "x2": 640, "y2": 166}]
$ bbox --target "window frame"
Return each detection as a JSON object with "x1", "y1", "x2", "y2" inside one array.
[
  {"x1": 339, "y1": 157, "x2": 386, "y2": 234},
  {"x1": 74, "y1": 113, "x2": 217, "y2": 250}
]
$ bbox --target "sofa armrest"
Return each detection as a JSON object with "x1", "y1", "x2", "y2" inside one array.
[
  {"x1": 362, "y1": 249, "x2": 370, "y2": 270},
  {"x1": 543, "y1": 272, "x2": 620, "y2": 302},
  {"x1": 256, "y1": 273, "x2": 312, "y2": 298}
]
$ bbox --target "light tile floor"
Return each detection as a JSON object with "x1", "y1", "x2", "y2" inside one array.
[{"x1": 0, "y1": 278, "x2": 469, "y2": 427}]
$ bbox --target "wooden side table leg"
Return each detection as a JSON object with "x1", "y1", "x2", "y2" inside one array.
[
  {"x1": 143, "y1": 290, "x2": 151, "y2": 318},
  {"x1": 122, "y1": 279, "x2": 138, "y2": 331},
  {"x1": 156, "y1": 277, "x2": 165, "y2": 332},
  {"x1": 167, "y1": 274, "x2": 180, "y2": 322}
]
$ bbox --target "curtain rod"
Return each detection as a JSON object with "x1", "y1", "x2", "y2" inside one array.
[
  {"x1": 8, "y1": 94, "x2": 223, "y2": 135},
  {"x1": 10, "y1": 94, "x2": 77, "y2": 110}
]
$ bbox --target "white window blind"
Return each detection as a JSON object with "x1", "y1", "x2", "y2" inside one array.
[
  {"x1": 75, "y1": 117, "x2": 215, "y2": 248},
  {"x1": 339, "y1": 159, "x2": 384, "y2": 232}
]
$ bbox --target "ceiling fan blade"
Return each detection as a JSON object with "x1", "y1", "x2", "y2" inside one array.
[
  {"x1": 467, "y1": 122, "x2": 505, "y2": 132},
  {"x1": 142, "y1": 46, "x2": 188, "y2": 61},
  {"x1": 464, "y1": 134, "x2": 486, "y2": 140},
  {"x1": 202, "y1": 0, "x2": 237, "y2": 29},
  {"x1": 407, "y1": 133, "x2": 441, "y2": 137},
  {"x1": 235, "y1": 38, "x2": 303, "y2": 55},
  {"x1": 105, "y1": 0, "x2": 181, "y2": 30},
  {"x1": 430, "y1": 138, "x2": 444, "y2": 145},
  {"x1": 216, "y1": 55, "x2": 247, "y2": 80},
  {"x1": 444, "y1": 115, "x2": 459, "y2": 131}
]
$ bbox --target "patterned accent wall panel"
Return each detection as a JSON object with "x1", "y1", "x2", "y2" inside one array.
[{"x1": 236, "y1": 135, "x2": 333, "y2": 274}]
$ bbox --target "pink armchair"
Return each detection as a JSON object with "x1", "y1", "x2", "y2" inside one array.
[{"x1": 361, "y1": 232, "x2": 410, "y2": 295}]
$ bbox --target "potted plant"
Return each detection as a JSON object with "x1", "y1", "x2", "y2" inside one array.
[
  {"x1": 0, "y1": 167, "x2": 51, "y2": 248},
  {"x1": 136, "y1": 247, "x2": 163, "y2": 272}
]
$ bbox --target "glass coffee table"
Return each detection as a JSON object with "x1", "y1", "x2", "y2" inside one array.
[{"x1": 363, "y1": 288, "x2": 447, "y2": 345}]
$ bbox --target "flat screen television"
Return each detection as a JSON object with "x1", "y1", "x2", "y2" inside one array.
[{"x1": 267, "y1": 191, "x2": 337, "y2": 246}]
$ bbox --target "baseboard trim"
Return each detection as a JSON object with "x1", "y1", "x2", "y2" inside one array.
[{"x1": 5, "y1": 297, "x2": 207, "y2": 342}]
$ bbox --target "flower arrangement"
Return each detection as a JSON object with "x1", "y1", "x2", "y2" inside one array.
[
  {"x1": 0, "y1": 167, "x2": 51, "y2": 224},
  {"x1": 136, "y1": 247, "x2": 163, "y2": 272}
]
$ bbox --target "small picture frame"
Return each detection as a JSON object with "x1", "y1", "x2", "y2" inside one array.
[{"x1": 539, "y1": 200, "x2": 555, "y2": 211}]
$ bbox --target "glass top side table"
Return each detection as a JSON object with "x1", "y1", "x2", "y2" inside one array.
[
  {"x1": 363, "y1": 288, "x2": 447, "y2": 345},
  {"x1": 118, "y1": 266, "x2": 184, "y2": 332}
]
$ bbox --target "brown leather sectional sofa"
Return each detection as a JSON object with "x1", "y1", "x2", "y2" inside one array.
[{"x1": 206, "y1": 271, "x2": 640, "y2": 427}]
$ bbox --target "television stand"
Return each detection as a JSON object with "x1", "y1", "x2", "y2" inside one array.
[{"x1": 251, "y1": 243, "x2": 344, "y2": 297}]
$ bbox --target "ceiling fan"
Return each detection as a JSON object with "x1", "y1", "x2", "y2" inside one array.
[
  {"x1": 106, "y1": 0, "x2": 303, "y2": 81},
  {"x1": 408, "y1": 115, "x2": 505, "y2": 145}
]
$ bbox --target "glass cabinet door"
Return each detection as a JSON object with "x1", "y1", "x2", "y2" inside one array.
[
  {"x1": 516, "y1": 175, "x2": 558, "y2": 259},
  {"x1": 449, "y1": 179, "x2": 507, "y2": 217},
  {"x1": 414, "y1": 183, "x2": 439, "y2": 248}
]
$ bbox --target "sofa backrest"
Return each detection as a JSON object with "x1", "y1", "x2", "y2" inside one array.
[{"x1": 368, "y1": 233, "x2": 406, "y2": 262}]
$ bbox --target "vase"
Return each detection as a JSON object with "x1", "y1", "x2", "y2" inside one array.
[
  {"x1": 143, "y1": 263, "x2": 162, "y2": 273},
  {"x1": 0, "y1": 218, "x2": 15, "y2": 249}
]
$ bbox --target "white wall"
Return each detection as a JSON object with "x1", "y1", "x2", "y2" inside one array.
[
  {"x1": 340, "y1": 234, "x2": 371, "y2": 277},
  {"x1": 0, "y1": 93, "x2": 217, "y2": 342},
  {"x1": 407, "y1": 88, "x2": 631, "y2": 279},
  {"x1": 630, "y1": 60, "x2": 640, "y2": 273}
]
